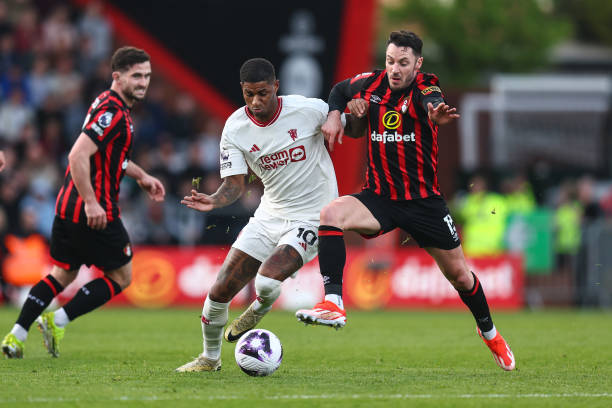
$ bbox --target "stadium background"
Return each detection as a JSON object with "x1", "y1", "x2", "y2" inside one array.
[{"x1": 1, "y1": 0, "x2": 611, "y2": 311}]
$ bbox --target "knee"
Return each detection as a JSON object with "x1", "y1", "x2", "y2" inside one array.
[
  {"x1": 446, "y1": 267, "x2": 473, "y2": 291},
  {"x1": 255, "y1": 274, "x2": 282, "y2": 299},
  {"x1": 106, "y1": 269, "x2": 132, "y2": 290},
  {"x1": 320, "y1": 201, "x2": 345, "y2": 227},
  {"x1": 208, "y1": 284, "x2": 233, "y2": 303},
  {"x1": 50, "y1": 267, "x2": 78, "y2": 287}
]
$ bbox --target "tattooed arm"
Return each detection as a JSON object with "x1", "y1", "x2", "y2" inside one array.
[{"x1": 181, "y1": 174, "x2": 245, "y2": 212}]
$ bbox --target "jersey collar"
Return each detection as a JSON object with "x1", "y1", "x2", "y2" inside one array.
[
  {"x1": 245, "y1": 97, "x2": 282, "y2": 127},
  {"x1": 109, "y1": 90, "x2": 129, "y2": 110}
]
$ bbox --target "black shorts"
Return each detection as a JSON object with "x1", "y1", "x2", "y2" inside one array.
[
  {"x1": 50, "y1": 216, "x2": 133, "y2": 271},
  {"x1": 351, "y1": 189, "x2": 461, "y2": 250}
]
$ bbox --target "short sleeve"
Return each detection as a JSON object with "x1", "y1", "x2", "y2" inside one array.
[
  {"x1": 219, "y1": 127, "x2": 248, "y2": 178},
  {"x1": 305, "y1": 97, "x2": 329, "y2": 127},
  {"x1": 82, "y1": 105, "x2": 124, "y2": 148}
]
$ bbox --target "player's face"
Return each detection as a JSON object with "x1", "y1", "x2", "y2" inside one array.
[
  {"x1": 115, "y1": 61, "x2": 152, "y2": 104},
  {"x1": 385, "y1": 43, "x2": 422, "y2": 91},
  {"x1": 241, "y1": 80, "x2": 279, "y2": 122}
]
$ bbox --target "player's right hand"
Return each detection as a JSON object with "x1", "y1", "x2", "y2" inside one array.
[
  {"x1": 347, "y1": 98, "x2": 368, "y2": 118},
  {"x1": 84, "y1": 201, "x2": 107, "y2": 230},
  {"x1": 321, "y1": 111, "x2": 344, "y2": 151},
  {"x1": 181, "y1": 189, "x2": 215, "y2": 212}
]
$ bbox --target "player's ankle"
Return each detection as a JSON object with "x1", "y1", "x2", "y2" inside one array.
[{"x1": 324, "y1": 294, "x2": 344, "y2": 309}]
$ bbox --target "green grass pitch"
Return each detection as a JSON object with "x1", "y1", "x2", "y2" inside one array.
[{"x1": 0, "y1": 307, "x2": 611, "y2": 407}]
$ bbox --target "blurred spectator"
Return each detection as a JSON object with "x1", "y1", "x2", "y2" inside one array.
[
  {"x1": 164, "y1": 179, "x2": 206, "y2": 246},
  {"x1": 83, "y1": 58, "x2": 110, "y2": 102},
  {"x1": 576, "y1": 175, "x2": 603, "y2": 221},
  {"x1": 48, "y1": 52, "x2": 83, "y2": 103},
  {"x1": 554, "y1": 180, "x2": 581, "y2": 275},
  {"x1": 1, "y1": 64, "x2": 29, "y2": 103},
  {"x1": 27, "y1": 54, "x2": 53, "y2": 107},
  {"x1": 197, "y1": 119, "x2": 223, "y2": 173},
  {"x1": 454, "y1": 173, "x2": 508, "y2": 257},
  {"x1": 0, "y1": 1, "x2": 12, "y2": 38},
  {"x1": 0, "y1": 88, "x2": 33, "y2": 142},
  {"x1": 0, "y1": 32, "x2": 18, "y2": 83},
  {"x1": 502, "y1": 172, "x2": 537, "y2": 216},
  {"x1": 77, "y1": 0, "x2": 110, "y2": 75},
  {"x1": 41, "y1": 4, "x2": 77, "y2": 53},
  {"x1": 167, "y1": 92, "x2": 198, "y2": 141},
  {"x1": 12, "y1": 5, "x2": 39, "y2": 57}
]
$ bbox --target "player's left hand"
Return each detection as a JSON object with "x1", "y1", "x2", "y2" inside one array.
[
  {"x1": 138, "y1": 175, "x2": 166, "y2": 202},
  {"x1": 347, "y1": 98, "x2": 369, "y2": 118},
  {"x1": 427, "y1": 102, "x2": 460, "y2": 126},
  {"x1": 181, "y1": 190, "x2": 215, "y2": 212}
]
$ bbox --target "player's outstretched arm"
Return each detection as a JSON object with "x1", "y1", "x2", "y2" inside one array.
[
  {"x1": 126, "y1": 161, "x2": 166, "y2": 202},
  {"x1": 427, "y1": 102, "x2": 460, "y2": 126},
  {"x1": 181, "y1": 174, "x2": 245, "y2": 213}
]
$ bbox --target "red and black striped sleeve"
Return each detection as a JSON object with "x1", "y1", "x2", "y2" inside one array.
[
  {"x1": 414, "y1": 72, "x2": 445, "y2": 112},
  {"x1": 82, "y1": 105, "x2": 125, "y2": 149},
  {"x1": 328, "y1": 71, "x2": 377, "y2": 113}
]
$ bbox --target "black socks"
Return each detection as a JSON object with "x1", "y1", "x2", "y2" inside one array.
[
  {"x1": 318, "y1": 225, "x2": 345, "y2": 296},
  {"x1": 63, "y1": 277, "x2": 122, "y2": 321},
  {"x1": 16, "y1": 275, "x2": 64, "y2": 330},
  {"x1": 458, "y1": 272, "x2": 494, "y2": 333}
]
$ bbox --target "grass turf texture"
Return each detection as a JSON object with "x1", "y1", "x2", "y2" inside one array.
[{"x1": 0, "y1": 308, "x2": 610, "y2": 407}]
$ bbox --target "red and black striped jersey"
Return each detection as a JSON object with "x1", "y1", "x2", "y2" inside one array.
[
  {"x1": 329, "y1": 69, "x2": 445, "y2": 201},
  {"x1": 55, "y1": 90, "x2": 134, "y2": 224}
]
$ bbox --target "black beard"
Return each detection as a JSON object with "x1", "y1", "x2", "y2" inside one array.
[{"x1": 125, "y1": 89, "x2": 145, "y2": 103}]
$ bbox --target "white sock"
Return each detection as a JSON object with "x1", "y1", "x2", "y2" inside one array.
[
  {"x1": 53, "y1": 308, "x2": 70, "y2": 328},
  {"x1": 325, "y1": 294, "x2": 344, "y2": 310},
  {"x1": 482, "y1": 325, "x2": 497, "y2": 340},
  {"x1": 201, "y1": 296, "x2": 229, "y2": 360},
  {"x1": 10, "y1": 324, "x2": 28, "y2": 342},
  {"x1": 252, "y1": 274, "x2": 282, "y2": 315}
]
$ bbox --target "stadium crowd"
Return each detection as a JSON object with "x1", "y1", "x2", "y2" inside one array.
[{"x1": 0, "y1": 0, "x2": 260, "y2": 252}]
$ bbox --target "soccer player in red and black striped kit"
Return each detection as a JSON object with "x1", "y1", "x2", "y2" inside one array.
[
  {"x1": 296, "y1": 31, "x2": 515, "y2": 371},
  {"x1": 1, "y1": 47, "x2": 165, "y2": 359}
]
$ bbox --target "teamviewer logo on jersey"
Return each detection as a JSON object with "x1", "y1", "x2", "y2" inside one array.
[
  {"x1": 289, "y1": 146, "x2": 305, "y2": 161},
  {"x1": 258, "y1": 145, "x2": 306, "y2": 171}
]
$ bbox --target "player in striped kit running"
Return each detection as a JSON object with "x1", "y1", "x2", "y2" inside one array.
[
  {"x1": 296, "y1": 31, "x2": 515, "y2": 371},
  {"x1": 1, "y1": 47, "x2": 165, "y2": 359}
]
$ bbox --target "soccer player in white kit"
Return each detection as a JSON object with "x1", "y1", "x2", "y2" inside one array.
[{"x1": 176, "y1": 58, "x2": 356, "y2": 372}]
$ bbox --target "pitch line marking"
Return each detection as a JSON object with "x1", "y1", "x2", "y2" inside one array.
[{"x1": 1, "y1": 393, "x2": 611, "y2": 403}]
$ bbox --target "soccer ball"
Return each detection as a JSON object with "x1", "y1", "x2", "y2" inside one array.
[{"x1": 234, "y1": 329, "x2": 283, "y2": 377}]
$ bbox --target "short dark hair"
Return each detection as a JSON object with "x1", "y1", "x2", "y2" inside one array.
[
  {"x1": 387, "y1": 31, "x2": 423, "y2": 56},
  {"x1": 111, "y1": 46, "x2": 150, "y2": 72},
  {"x1": 240, "y1": 58, "x2": 276, "y2": 83}
]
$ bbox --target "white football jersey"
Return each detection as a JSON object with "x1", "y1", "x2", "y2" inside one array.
[{"x1": 219, "y1": 95, "x2": 338, "y2": 222}]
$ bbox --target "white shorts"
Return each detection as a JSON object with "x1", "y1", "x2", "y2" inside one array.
[{"x1": 232, "y1": 214, "x2": 319, "y2": 265}]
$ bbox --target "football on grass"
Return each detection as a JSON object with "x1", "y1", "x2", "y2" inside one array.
[{"x1": 234, "y1": 329, "x2": 283, "y2": 376}]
